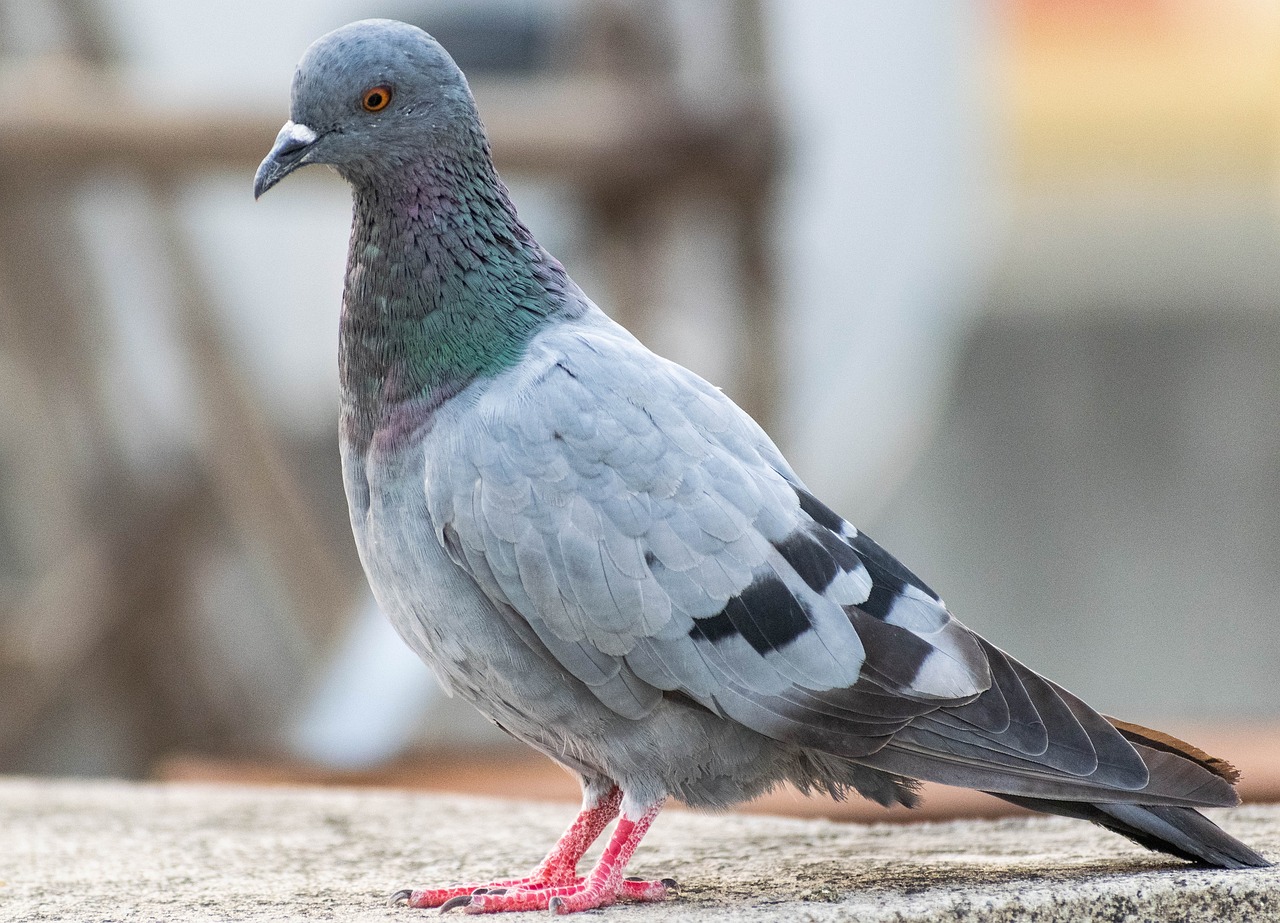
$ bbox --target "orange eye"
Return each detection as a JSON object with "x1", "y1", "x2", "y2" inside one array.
[{"x1": 362, "y1": 85, "x2": 392, "y2": 112}]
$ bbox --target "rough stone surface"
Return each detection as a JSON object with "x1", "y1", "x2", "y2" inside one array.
[{"x1": 1, "y1": 777, "x2": 1277, "y2": 922}]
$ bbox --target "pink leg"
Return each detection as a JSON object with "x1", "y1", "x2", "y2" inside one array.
[
  {"x1": 459, "y1": 798, "x2": 671, "y2": 915},
  {"x1": 524, "y1": 786, "x2": 623, "y2": 886},
  {"x1": 390, "y1": 786, "x2": 674, "y2": 912}
]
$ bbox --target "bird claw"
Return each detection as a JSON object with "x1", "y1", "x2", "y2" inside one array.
[
  {"x1": 618, "y1": 876, "x2": 677, "y2": 902},
  {"x1": 439, "y1": 894, "x2": 472, "y2": 913},
  {"x1": 389, "y1": 889, "x2": 413, "y2": 906}
]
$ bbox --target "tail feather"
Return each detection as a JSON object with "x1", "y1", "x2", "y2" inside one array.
[
  {"x1": 860, "y1": 738, "x2": 1235, "y2": 808},
  {"x1": 847, "y1": 637, "x2": 1268, "y2": 868},
  {"x1": 994, "y1": 794, "x2": 1270, "y2": 869},
  {"x1": 858, "y1": 647, "x2": 1241, "y2": 808},
  {"x1": 1107, "y1": 717, "x2": 1241, "y2": 785}
]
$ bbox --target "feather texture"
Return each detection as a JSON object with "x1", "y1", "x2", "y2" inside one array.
[{"x1": 422, "y1": 319, "x2": 991, "y2": 733}]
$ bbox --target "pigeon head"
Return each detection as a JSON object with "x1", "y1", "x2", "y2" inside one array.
[{"x1": 255, "y1": 19, "x2": 482, "y2": 198}]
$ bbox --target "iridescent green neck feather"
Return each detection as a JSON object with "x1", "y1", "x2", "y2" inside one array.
[{"x1": 338, "y1": 128, "x2": 580, "y2": 450}]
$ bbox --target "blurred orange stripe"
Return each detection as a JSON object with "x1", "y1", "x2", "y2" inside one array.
[
  {"x1": 1005, "y1": 0, "x2": 1280, "y2": 181},
  {"x1": 155, "y1": 721, "x2": 1280, "y2": 824}
]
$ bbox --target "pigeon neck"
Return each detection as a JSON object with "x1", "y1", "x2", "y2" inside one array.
[{"x1": 339, "y1": 145, "x2": 578, "y2": 449}]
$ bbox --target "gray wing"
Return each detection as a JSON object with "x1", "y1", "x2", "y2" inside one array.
[
  {"x1": 425, "y1": 319, "x2": 1238, "y2": 807},
  {"x1": 425, "y1": 320, "x2": 989, "y2": 748}
]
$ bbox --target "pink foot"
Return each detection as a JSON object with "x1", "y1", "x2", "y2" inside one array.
[
  {"x1": 390, "y1": 880, "x2": 535, "y2": 910},
  {"x1": 391, "y1": 876, "x2": 676, "y2": 910},
  {"x1": 458, "y1": 875, "x2": 677, "y2": 914},
  {"x1": 388, "y1": 789, "x2": 674, "y2": 915},
  {"x1": 452, "y1": 804, "x2": 668, "y2": 915}
]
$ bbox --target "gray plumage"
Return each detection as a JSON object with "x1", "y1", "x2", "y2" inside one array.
[{"x1": 256, "y1": 17, "x2": 1268, "y2": 896}]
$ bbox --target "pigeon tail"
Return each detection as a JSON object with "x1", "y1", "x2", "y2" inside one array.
[
  {"x1": 1104, "y1": 716, "x2": 1241, "y2": 784},
  {"x1": 992, "y1": 794, "x2": 1270, "y2": 869},
  {"x1": 857, "y1": 667, "x2": 1266, "y2": 866}
]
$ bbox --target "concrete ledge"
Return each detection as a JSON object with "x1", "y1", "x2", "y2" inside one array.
[{"x1": 2, "y1": 777, "x2": 1277, "y2": 922}]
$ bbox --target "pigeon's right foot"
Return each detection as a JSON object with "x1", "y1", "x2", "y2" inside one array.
[
  {"x1": 390, "y1": 876, "x2": 676, "y2": 911},
  {"x1": 390, "y1": 794, "x2": 670, "y2": 915}
]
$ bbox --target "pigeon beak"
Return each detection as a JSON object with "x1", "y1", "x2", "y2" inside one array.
[{"x1": 254, "y1": 120, "x2": 320, "y2": 199}]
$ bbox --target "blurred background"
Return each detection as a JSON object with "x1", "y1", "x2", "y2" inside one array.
[{"x1": 1, "y1": 0, "x2": 1278, "y2": 820}]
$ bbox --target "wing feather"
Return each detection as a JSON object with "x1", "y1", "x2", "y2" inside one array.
[
  {"x1": 424, "y1": 321, "x2": 997, "y2": 755},
  {"x1": 407, "y1": 314, "x2": 1250, "y2": 819}
]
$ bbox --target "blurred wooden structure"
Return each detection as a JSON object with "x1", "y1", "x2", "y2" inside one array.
[{"x1": 0, "y1": 2, "x2": 778, "y2": 776}]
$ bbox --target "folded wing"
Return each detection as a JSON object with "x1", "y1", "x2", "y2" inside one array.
[{"x1": 425, "y1": 319, "x2": 1243, "y2": 821}]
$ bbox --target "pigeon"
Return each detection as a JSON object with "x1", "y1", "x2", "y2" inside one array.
[{"x1": 255, "y1": 19, "x2": 1269, "y2": 915}]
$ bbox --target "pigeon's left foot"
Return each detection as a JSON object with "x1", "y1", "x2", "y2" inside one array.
[{"x1": 390, "y1": 789, "x2": 673, "y2": 914}]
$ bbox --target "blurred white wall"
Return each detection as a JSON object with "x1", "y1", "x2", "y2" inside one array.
[{"x1": 763, "y1": 0, "x2": 1000, "y2": 517}]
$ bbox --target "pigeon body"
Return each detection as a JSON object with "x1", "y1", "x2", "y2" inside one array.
[{"x1": 257, "y1": 19, "x2": 1268, "y2": 913}]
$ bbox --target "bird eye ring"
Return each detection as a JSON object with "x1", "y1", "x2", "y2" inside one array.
[{"x1": 362, "y1": 85, "x2": 392, "y2": 112}]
